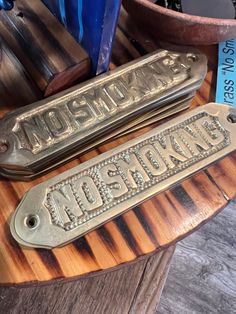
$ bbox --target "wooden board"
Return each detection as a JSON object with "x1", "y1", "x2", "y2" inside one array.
[
  {"x1": 0, "y1": 246, "x2": 175, "y2": 313},
  {"x1": 0, "y1": 0, "x2": 90, "y2": 97},
  {"x1": 0, "y1": 9, "x2": 236, "y2": 286},
  {"x1": 0, "y1": 37, "x2": 41, "y2": 113},
  {"x1": 158, "y1": 201, "x2": 236, "y2": 314}
]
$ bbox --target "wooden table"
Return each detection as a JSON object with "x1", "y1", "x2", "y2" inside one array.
[{"x1": 0, "y1": 8, "x2": 236, "y2": 313}]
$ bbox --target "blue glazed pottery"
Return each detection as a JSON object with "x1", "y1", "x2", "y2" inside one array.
[{"x1": 42, "y1": 0, "x2": 121, "y2": 74}]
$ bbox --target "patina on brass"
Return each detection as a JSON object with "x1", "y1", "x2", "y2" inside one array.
[
  {"x1": 10, "y1": 103, "x2": 236, "y2": 249},
  {"x1": 0, "y1": 48, "x2": 207, "y2": 180}
]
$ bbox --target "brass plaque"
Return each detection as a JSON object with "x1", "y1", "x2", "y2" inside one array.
[
  {"x1": 0, "y1": 49, "x2": 207, "y2": 179},
  {"x1": 10, "y1": 103, "x2": 236, "y2": 249}
]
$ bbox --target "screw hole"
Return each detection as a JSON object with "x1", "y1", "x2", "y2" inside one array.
[
  {"x1": 187, "y1": 53, "x2": 198, "y2": 62},
  {"x1": 26, "y1": 215, "x2": 39, "y2": 229},
  {"x1": 16, "y1": 12, "x2": 24, "y2": 18},
  {"x1": 227, "y1": 113, "x2": 236, "y2": 123},
  {"x1": 0, "y1": 141, "x2": 8, "y2": 153}
]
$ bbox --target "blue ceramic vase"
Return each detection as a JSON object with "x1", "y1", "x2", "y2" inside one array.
[{"x1": 42, "y1": 0, "x2": 121, "y2": 74}]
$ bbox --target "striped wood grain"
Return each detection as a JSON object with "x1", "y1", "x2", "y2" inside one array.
[
  {"x1": 0, "y1": 0, "x2": 90, "y2": 97},
  {"x1": 0, "y1": 37, "x2": 42, "y2": 115},
  {"x1": 0, "y1": 9, "x2": 235, "y2": 286},
  {"x1": 0, "y1": 247, "x2": 176, "y2": 314}
]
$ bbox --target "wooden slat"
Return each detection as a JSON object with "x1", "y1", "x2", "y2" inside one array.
[
  {"x1": 0, "y1": 0, "x2": 90, "y2": 96},
  {"x1": 207, "y1": 153, "x2": 236, "y2": 199},
  {"x1": 0, "y1": 9, "x2": 235, "y2": 286},
  {"x1": 0, "y1": 37, "x2": 41, "y2": 116},
  {"x1": 158, "y1": 201, "x2": 236, "y2": 314},
  {"x1": 0, "y1": 247, "x2": 175, "y2": 313},
  {"x1": 129, "y1": 246, "x2": 175, "y2": 314}
]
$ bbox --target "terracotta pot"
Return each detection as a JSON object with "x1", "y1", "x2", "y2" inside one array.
[{"x1": 123, "y1": 0, "x2": 236, "y2": 45}]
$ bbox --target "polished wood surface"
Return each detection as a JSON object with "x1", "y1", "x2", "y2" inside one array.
[
  {"x1": 0, "y1": 10, "x2": 235, "y2": 286},
  {"x1": 0, "y1": 0, "x2": 90, "y2": 97}
]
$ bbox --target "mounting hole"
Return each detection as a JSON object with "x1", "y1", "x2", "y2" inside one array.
[
  {"x1": 0, "y1": 141, "x2": 8, "y2": 153},
  {"x1": 16, "y1": 12, "x2": 24, "y2": 18},
  {"x1": 25, "y1": 215, "x2": 39, "y2": 229},
  {"x1": 187, "y1": 53, "x2": 198, "y2": 62},
  {"x1": 227, "y1": 113, "x2": 236, "y2": 123}
]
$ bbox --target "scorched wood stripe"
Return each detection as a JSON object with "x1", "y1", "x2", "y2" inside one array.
[
  {"x1": 0, "y1": 10, "x2": 235, "y2": 285},
  {"x1": 0, "y1": 37, "x2": 41, "y2": 113},
  {"x1": 207, "y1": 152, "x2": 236, "y2": 199},
  {"x1": 0, "y1": 0, "x2": 90, "y2": 96}
]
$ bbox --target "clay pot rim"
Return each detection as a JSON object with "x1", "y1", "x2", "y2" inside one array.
[{"x1": 136, "y1": 0, "x2": 236, "y2": 26}]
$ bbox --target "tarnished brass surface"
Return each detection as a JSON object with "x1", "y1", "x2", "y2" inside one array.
[
  {"x1": 0, "y1": 94, "x2": 193, "y2": 181},
  {"x1": 117, "y1": 94, "x2": 192, "y2": 137},
  {"x1": 0, "y1": 49, "x2": 207, "y2": 180},
  {"x1": 10, "y1": 103, "x2": 236, "y2": 249}
]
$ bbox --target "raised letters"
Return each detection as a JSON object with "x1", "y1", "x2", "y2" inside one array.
[
  {"x1": 100, "y1": 163, "x2": 128, "y2": 199},
  {"x1": 44, "y1": 112, "x2": 229, "y2": 231},
  {"x1": 13, "y1": 52, "x2": 191, "y2": 154},
  {"x1": 116, "y1": 153, "x2": 150, "y2": 189},
  {"x1": 139, "y1": 144, "x2": 167, "y2": 176}
]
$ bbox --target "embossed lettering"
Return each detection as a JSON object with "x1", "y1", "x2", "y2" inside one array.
[
  {"x1": 72, "y1": 176, "x2": 103, "y2": 212},
  {"x1": 44, "y1": 112, "x2": 229, "y2": 231},
  {"x1": 15, "y1": 116, "x2": 52, "y2": 153},
  {"x1": 67, "y1": 99, "x2": 96, "y2": 126},
  {"x1": 100, "y1": 163, "x2": 128, "y2": 198},
  {"x1": 194, "y1": 116, "x2": 225, "y2": 146},
  {"x1": 13, "y1": 52, "x2": 191, "y2": 154},
  {"x1": 43, "y1": 109, "x2": 70, "y2": 138},
  {"x1": 116, "y1": 153, "x2": 150, "y2": 188},
  {"x1": 161, "y1": 55, "x2": 190, "y2": 83},
  {"x1": 83, "y1": 89, "x2": 117, "y2": 119},
  {"x1": 177, "y1": 127, "x2": 210, "y2": 156},
  {"x1": 168, "y1": 133, "x2": 193, "y2": 159},
  {"x1": 139, "y1": 144, "x2": 167, "y2": 176},
  {"x1": 142, "y1": 63, "x2": 172, "y2": 93},
  {"x1": 154, "y1": 135, "x2": 188, "y2": 168},
  {"x1": 47, "y1": 185, "x2": 84, "y2": 226},
  {"x1": 105, "y1": 79, "x2": 131, "y2": 108},
  {"x1": 121, "y1": 70, "x2": 150, "y2": 102}
]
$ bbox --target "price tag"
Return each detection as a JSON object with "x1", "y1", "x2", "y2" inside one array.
[{"x1": 216, "y1": 39, "x2": 236, "y2": 107}]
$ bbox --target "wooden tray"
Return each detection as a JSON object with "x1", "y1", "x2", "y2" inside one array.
[{"x1": 0, "y1": 10, "x2": 235, "y2": 286}]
